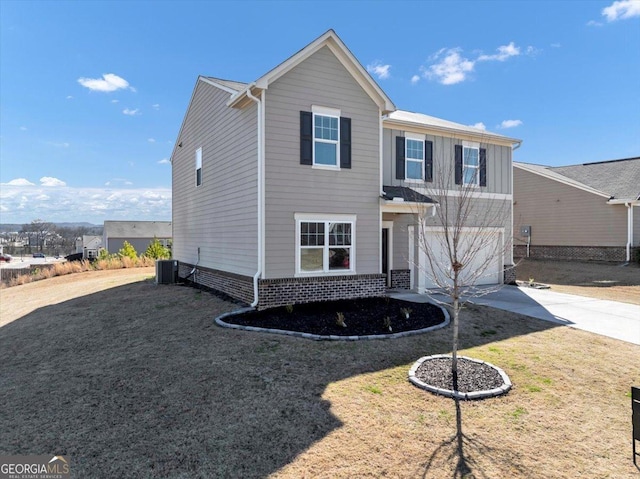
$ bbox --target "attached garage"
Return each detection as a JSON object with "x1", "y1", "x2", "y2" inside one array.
[{"x1": 412, "y1": 227, "x2": 504, "y2": 292}]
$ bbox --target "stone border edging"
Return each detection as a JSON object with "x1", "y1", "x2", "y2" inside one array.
[
  {"x1": 214, "y1": 304, "x2": 450, "y2": 341},
  {"x1": 408, "y1": 354, "x2": 512, "y2": 400}
]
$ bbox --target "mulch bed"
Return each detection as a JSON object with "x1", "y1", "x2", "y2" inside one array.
[
  {"x1": 224, "y1": 297, "x2": 445, "y2": 336},
  {"x1": 413, "y1": 357, "x2": 504, "y2": 392}
]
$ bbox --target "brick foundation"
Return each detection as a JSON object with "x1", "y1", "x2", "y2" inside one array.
[
  {"x1": 513, "y1": 245, "x2": 638, "y2": 262},
  {"x1": 178, "y1": 263, "x2": 254, "y2": 304},
  {"x1": 178, "y1": 262, "x2": 386, "y2": 310},
  {"x1": 257, "y1": 274, "x2": 386, "y2": 310},
  {"x1": 390, "y1": 269, "x2": 411, "y2": 289},
  {"x1": 503, "y1": 264, "x2": 517, "y2": 285}
]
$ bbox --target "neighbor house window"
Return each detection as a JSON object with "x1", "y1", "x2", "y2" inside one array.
[
  {"x1": 406, "y1": 138, "x2": 424, "y2": 180},
  {"x1": 296, "y1": 214, "x2": 355, "y2": 275},
  {"x1": 195, "y1": 147, "x2": 202, "y2": 186},
  {"x1": 463, "y1": 144, "x2": 479, "y2": 185}
]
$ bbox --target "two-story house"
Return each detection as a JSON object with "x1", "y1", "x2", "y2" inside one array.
[{"x1": 171, "y1": 30, "x2": 520, "y2": 310}]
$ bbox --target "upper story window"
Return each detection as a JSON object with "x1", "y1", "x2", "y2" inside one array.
[
  {"x1": 314, "y1": 113, "x2": 339, "y2": 167},
  {"x1": 295, "y1": 213, "x2": 356, "y2": 275},
  {"x1": 406, "y1": 138, "x2": 424, "y2": 180},
  {"x1": 455, "y1": 142, "x2": 487, "y2": 187},
  {"x1": 300, "y1": 107, "x2": 351, "y2": 169},
  {"x1": 195, "y1": 147, "x2": 202, "y2": 187},
  {"x1": 463, "y1": 145, "x2": 479, "y2": 185},
  {"x1": 395, "y1": 135, "x2": 433, "y2": 182}
]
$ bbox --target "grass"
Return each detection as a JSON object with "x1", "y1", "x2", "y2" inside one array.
[{"x1": 1, "y1": 270, "x2": 639, "y2": 478}]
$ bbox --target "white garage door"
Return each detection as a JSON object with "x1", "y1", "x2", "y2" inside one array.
[{"x1": 417, "y1": 228, "x2": 503, "y2": 291}]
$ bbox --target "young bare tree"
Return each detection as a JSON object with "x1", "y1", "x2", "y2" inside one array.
[{"x1": 414, "y1": 137, "x2": 514, "y2": 388}]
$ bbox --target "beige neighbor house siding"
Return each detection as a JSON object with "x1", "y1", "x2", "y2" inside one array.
[
  {"x1": 513, "y1": 167, "x2": 629, "y2": 248},
  {"x1": 263, "y1": 45, "x2": 381, "y2": 279},
  {"x1": 172, "y1": 80, "x2": 258, "y2": 277}
]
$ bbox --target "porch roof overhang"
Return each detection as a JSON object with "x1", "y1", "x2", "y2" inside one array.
[{"x1": 380, "y1": 186, "x2": 437, "y2": 213}]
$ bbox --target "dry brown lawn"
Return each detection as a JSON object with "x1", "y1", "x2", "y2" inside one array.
[
  {"x1": 1, "y1": 270, "x2": 639, "y2": 478},
  {"x1": 516, "y1": 258, "x2": 640, "y2": 305}
]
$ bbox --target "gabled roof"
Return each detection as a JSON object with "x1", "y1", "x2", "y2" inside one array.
[
  {"x1": 103, "y1": 221, "x2": 172, "y2": 239},
  {"x1": 384, "y1": 110, "x2": 521, "y2": 147},
  {"x1": 202, "y1": 77, "x2": 248, "y2": 93},
  {"x1": 227, "y1": 29, "x2": 395, "y2": 113},
  {"x1": 514, "y1": 157, "x2": 640, "y2": 201}
]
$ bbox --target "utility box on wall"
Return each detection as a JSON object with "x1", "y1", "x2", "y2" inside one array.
[
  {"x1": 156, "y1": 260, "x2": 178, "y2": 284},
  {"x1": 521, "y1": 226, "x2": 532, "y2": 237}
]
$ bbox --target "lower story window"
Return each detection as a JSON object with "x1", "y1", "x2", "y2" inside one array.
[{"x1": 296, "y1": 215, "x2": 355, "y2": 274}]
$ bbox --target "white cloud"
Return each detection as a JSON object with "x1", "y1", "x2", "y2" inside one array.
[
  {"x1": 19, "y1": 126, "x2": 27, "y2": 131},
  {"x1": 425, "y1": 48, "x2": 475, "y2": 85},
  {"x1": 77, "y1": 73, "x2": 133, "y2": 93},
  {"x1": 47, "y1": 141, "x2": 70, "y2": 148},
  {"x1": 66, "y1": 95, "x2": 73, "y2": 100},
  {"x1": 367, "y1": 61, "x2": 391, "y2": 80},
  {"x1": 602, "y1": 0, "x2": 640, "y2": 21},
  {"x1": 148, "y1": 138, "x2": 156, "y2": 143},
  {"x1": 411, "y1": 75, "x2": 420, "y2": 85},
  {"x1": 105, "y1": 178, "x2": 133, "y2": 186},
  {"x1": 111, "y1": 99, "x2": 120, "y2": 104},
  {"x1": 477, "y1": 42, "x2": 520, "y2": 62},
  {"x1": 158, "y1": 158, "x2": 170, "y2": 165},
  {"x1": 498, "y1": 119, "x2": 523, "y2": 129},
  {"x1": 469, "y1": 122, "x2": 486, "y2": 131},
  {"x1": 422, "y1": 42, "x2": 530, "y2": 85},
  {"x1": 587, "y1": 19, "x2": 604, "y2": 27},
  {"x1": 152, "y1": 104, "x2": 160, "y2": 110},
  {"x1": 40, "y1": 177, "x2": 67, "y2": 187},
  {"x1": 2, "y1": 178, "x2": 35, "y2": 186},
  {"x1": 123, "y1": 108, "x2": 140, "y2": 116},
  {"x1": 0, "y1": 183, "x2": 171, "y2": 223}
]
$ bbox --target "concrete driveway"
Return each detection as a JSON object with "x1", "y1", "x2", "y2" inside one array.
[{"x1": 391, "y1": 286, "x2": 640, "y2": 345}]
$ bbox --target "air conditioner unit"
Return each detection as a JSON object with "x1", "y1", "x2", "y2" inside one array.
[{"x1": 156, "y1": 259, "x2": 178, "y2": 284}]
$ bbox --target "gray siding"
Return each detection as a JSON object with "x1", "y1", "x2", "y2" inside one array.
[
  {"x1": 514, "y1": 167, "x2": 634, "y2": 247},
  {"x1": 263, "y1": 46, "x2": 381, "y2": 279},
  {"x1": 383, "y1": 128, "x2": 512, "y2": 194},
  {"x1": 106, "y1": 237, "x2": 166, "y2": 256},
  {"x1": 383, "y1": 213, "x2": 416, "y2": 270},
  {"x1": 172, "y1": 80, "x2": 258, "y2": 276}
]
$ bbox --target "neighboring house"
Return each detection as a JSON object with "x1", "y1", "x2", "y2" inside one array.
[
  {"x1": 171, "y1": 30, "x2": 520, "y2": 310},
  {"x1": 75, "y1": 235, "x2": 102, "y2": 259},
  {"x1": 103, "y1": 221, "x2": 172, "y2": 255},
  {"x1": 514, "y1": 157, "x2": 640, "y2": 262}
]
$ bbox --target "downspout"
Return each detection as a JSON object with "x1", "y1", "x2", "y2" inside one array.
[
  {"x1": 245, "y1": 85, "x2": 264, "y2": 307},
  {"x1": 626, "y1": 202, "x2": 633, "y2": 262}
]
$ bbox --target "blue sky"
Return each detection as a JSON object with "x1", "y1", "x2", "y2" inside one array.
[{"x1": 1, "y1": 0, "x2": 639, "y2": 225}]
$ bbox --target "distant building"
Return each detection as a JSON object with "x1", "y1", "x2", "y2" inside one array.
[
  {"x1": 75, "y1": 235, "x2": 102, "y2": 259},
  {"x1": 103, "y1": 221, "x2": 172, "y2": 255}
]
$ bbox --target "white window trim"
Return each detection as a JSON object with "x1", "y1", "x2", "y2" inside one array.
[
  {"x1": 195, "y1": 147, "x2": 203, "y2": 187},
  {"x1": 462, "y1": 141, "x2": 480, "y2": 187},
  {"x1": 405, "y1": 136, "x2": 424, "y2": 182},
  {"x1": 294, "y1": 213, "x2": 356, "y2": 276},
  {"x1": 311, "y1": 105, "x2": 341, "y2": 170}
]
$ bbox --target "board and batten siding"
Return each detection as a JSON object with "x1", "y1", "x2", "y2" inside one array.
[
  {"x1": 513, "y1": 167, "x2": 630, "y2": 247},
  {"x1": 263, "y1": 46, "x2": 381, "y2": 279},
  {"x1": 172, "y1": 80, "x2": 259, "y2": 276},
  {"x1": 382, "y1": 128, "x2": 512, "y2": 195}
]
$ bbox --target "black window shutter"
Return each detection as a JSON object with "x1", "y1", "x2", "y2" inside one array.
[
  {"x1": 396, "y1": 136, "x2": 405, "y2": 180},
  {"x1": 340, "y1": 117, "x2": 351, "y2": 169},
  {"x1": 425, "y1": 140, "x2": 433, "y2": 182},
  {"x1": 454, "y1": 144, "x2": 463, "y2": 185},
  {"x1": 479, "y1": 148, "x2": 487, "y2": 186},
  {"x1": 300, "y1": 111, "x2": 312, "y2": 165}
]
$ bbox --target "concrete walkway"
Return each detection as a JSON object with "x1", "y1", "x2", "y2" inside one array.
[{"x1": 390, "y1": 285, "x2": 640, "y2": 346}]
